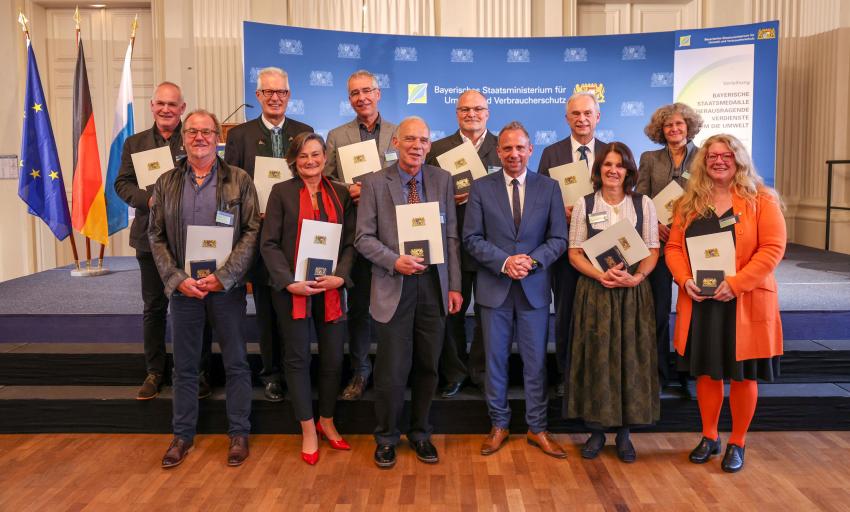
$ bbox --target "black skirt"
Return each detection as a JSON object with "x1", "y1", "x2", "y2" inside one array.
[{"x1": 676, "y1": 207, "x2": 780, "y2": 382}]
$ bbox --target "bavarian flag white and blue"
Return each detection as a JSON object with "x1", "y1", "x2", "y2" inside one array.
[
  {"x1": 18, "y1": 39, "x2": 72, "y2": 241},
  {"x1": 104, "y1": 40, "x2": 134, "y2": 235}
]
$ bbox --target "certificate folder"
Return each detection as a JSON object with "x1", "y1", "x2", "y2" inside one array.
[
  {"x1": 686, "y1": 231, "x2": 736, "y2": 277},
  {"x1": 452, "y1": 170, "x2": 474, "y2": 194},
  {"x1": 695, "y1": 269, "x2": 724, "y2": 296},
  {"x1": 306, "y1": 257, "x2": 334, "y2": 281},
  {"x1": 652, "y1": 180, "x2": 684, "y2": 226},
  {"x1": 436, "y1": 140, "x2": 487, "y2": 182},
  {"x1": 595, "y1": 246, "x2": 627, "y2": 271},
  {"x1": 395, "y1": 202, "x2": 444, "y2": 265},
  {"x1": 293, "y1": 220, "x2": 342, "y2": 282},
  {"x1": 548, "y1": 161, "x2": 593, "y2": 208},
  {"x1": 184, "y1": 226, "x2": 234, "y2": 276},
  {"x1": 254, "y1": 156, "x2": 292, "y2": 213},
  {"x1": 581, "y1": 219, "x2": 650, "y2": 272},
  {"x1": 403, "y1": 240, "x2": 431, "y2": 265},
  {"x1": 337, "y1": 139, "x2": 382, "y2": 184},
  {"x1": 131, "y1": 145, "x2": 175, "y2": 189}
]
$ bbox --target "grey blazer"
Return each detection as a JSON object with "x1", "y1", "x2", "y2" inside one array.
[
  {"x1": 354, "y1": 163, "x2": 461, "y2": 323},
  {"x1": 635, "y1": 141, "x2": 699, "y2": 197},
  {"x1": 323, "y1": 116, "x2": 398, "y2": 181}
]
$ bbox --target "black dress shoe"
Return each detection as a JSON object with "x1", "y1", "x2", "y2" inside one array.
[
  {"x1": 198, "y1": 373, "x2": 212, "y2": 400},
  {"x1": 689, "y1": 436, "x2": 722, "y2": 464},
  {"x1": 409, "y1": 439, "x2": 439, "y2": 464},
  {"x1": 264, "y1": 381, "x2": 284, "y2": 402},
  {"x1": 440, "y1": 381, "x2": 464, "y2": 398},
  {"x1": 581, "y1": 432, "x2": 605, "y2": 459},
  {"x1": 615, "y1": 434, "x2": 636, "y2": 463},
  {"x1": 721, "y1": 443, "x2": 745, "y2": 473},
  {"x1": 161, "y1": 437, "x2": 193, "y2": 468},
  {"x1": 374, "y1": 444, "x2": 396, "y2": 469}
]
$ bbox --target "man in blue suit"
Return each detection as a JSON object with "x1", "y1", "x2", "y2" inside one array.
[{"x1": 464, "y1": 121, "x2": 568, "y2": 458}]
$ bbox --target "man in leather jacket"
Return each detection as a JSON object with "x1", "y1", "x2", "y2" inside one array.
[{"x1": 149, "y1": 109, "x2": 260, "y2": 469}]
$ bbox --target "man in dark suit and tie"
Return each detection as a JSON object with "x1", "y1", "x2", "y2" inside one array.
[
  {"x1": 465, "y1": 121, "x2": 568, "y2": 458},
  {"x1": 325, "y1": 70, "x2": 399, "y2": 401},
  {"x1": 355, "y1": 117, "x2": 462, "y2": 468},
  {"x1": 224, "y1": 66, "x2": 313, "y2": 402},
  {"x1": 537, "y1": 92, "x2": 610, "y2": 397},
  {"x1": 425, "y1": 89, "x2": 500, "y2": 397}
]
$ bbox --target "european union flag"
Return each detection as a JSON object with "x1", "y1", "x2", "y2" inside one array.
[{"x1": 19, "y1": 41, "x2": 72, "y2": 241}]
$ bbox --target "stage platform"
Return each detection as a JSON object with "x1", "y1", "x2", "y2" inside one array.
[{"x1": 0, "y1": 243, "x2": 848, "y2": 434}]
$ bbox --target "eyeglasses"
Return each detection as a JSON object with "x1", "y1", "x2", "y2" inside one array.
[
  {"x1": 183, "y1": 128, "x2": 218, "y2": 138},
  {"x1": 259, "y1": 89, "x2": 290, "y2": 99},
  {"x1": 706, "y1": 152, "x2": 735, "y2": 163},
  {"x1": 349, "y1": 87, "x2": 377, "y2": 98},
  {"x1": 456, "y1": 106, "x2": 488, "y2": 115}
]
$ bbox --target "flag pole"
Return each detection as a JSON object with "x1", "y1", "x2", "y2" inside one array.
[
  {"x1": 73, "y1": 6, "x2": 94, "y2": 270},
  {"x1": 19, "y1": 11, "x2": 80, "y2": 270}
]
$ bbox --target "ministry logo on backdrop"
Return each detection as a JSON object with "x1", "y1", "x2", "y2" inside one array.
[
  {"x1": 450, "y1": 49, "x2": 474, "y2": 63},
  {"x1": 574, "y1": 83, "x2": 606, "y2": 103},
  {"x1": 620, "y1": 101, "x2": 645, "y2": 117},
  {"x1": 375, "y1": 73, "x2": 391, "y2": 89},
  {"x1": 407, "y1": 83, "x2": 428, "y2": 104},
  {"x1": 338, "y1": 101, "x2": 355, "y2": 117},
  {"x1": 650, "y1": 72, "x2": 673, "y2": 87},
  {"x1": 279, "y1": 39, "x2": 303, "y2": 55},
  {"x1": 249, "y1": 67, "x2": 261, "y2": 83},
  {"x1": 563, "y1": 48, "x2": 588, "y2": 62},
  {"x1": 535, "y1": 130, "x2": 558, "y2": 145},
  {"x1": 679, "y1": 35, "x2": 691, "y2": 47},
  {"x1": 287, "y1": 99, "x2": 305, "y2": 116},
  {"x1": 310, "y1": 71, "x2": 334, "y2": 87},
  {"x1": 622, "y1": 45, "x2": 646, "y2": 60},
  {"x1": 394, "y1": 46, "x2": 418, "y2": 61},
  {"x1": 596, "y1": 129, "x2": 615, "y2": 142},
  {"x1": 507, "y1": 49, "x2": 530, "y2": 63},
  {"x1": 338, "y1": 43, "x2": 361, "y2": 59}
]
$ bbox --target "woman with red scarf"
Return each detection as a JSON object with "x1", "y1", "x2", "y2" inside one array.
[{"x1": 260, "y1": 132, "x2": 356, "y2": 465}]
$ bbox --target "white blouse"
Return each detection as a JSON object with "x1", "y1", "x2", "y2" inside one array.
[{"x1": 569, "y1": 191, "x2": 660, "y2": 249}]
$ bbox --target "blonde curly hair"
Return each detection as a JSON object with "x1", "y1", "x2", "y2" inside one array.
[
  {"x1": 673, "y1": 134, "x2": 783, "y2": 227},
  {"x1": 643, "y1": 103, "x2": 703, "y2": 146}
]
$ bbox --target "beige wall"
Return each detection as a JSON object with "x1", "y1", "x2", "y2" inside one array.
[{"x1": 4, "y1": 0, "x2": 850, "y2": 281}]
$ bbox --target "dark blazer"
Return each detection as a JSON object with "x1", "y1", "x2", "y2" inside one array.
[
  {"x1": 463, "y1": 170, "x2": 568, "y2": 309},
  {"x1": 114, "y1": 123, "x2": 185, "y2": 252},
  {"x1": 426, "y1": 130, "x2": 501, "y2": 271},
  {"x1": 354, "y1": 163, "x2": 461, "y2": 323},
  {"x1": 537, "y1": 137, "x2": 610, "y2": 177},
  {"x1": 636, "y1": 141, "x2": 698, "y2": 198},
  {"x1": 260, "y1": 177, "x2": 355, "y2": 295},
  {"x1": 224, "y1": 116, "x2": 313, "y2": 178}
]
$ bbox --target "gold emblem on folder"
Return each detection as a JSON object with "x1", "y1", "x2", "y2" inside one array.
[
  {"x1": 353, "y1": 154, "x2": 366, "y2": 164},
  {"x1": 701, "y1": 277, "x2": 717, "y2": 287},
  {"x1": 564, "y1": 176, "x2": 577, "y2": 185},
  {"x1": 314, "y1": 266, "x2": 327, "y2": 276},
  {"x1": 268, "y1": 170, "x2": 281, "y2": 179},
  {"x1": 705, "y1": 248, "x2": 720, "y2": 258},
  {"x1": 617, "y1": 237, "x2": 630, "y2": 251},
  {"x1": 412, "y1": 217, "x2": 425, "y2": 227},
  {"x1": 456, "y1": 177, "x2": 471, "y2": 189},
  {"x1": 196, "y1": 269, "x2": 211, "y2": 278},
  {"x1": 314, "y1": 235, "x2": 327, "y2": 245},
  {"x1": 454, "y1": 157, "x2": 467, "y2": 169},
  {"x1": 665, "y1": 199, "x2": 675, "y2": 211},
  {"x1": 409, "y1": 247, "x2": 425, "y2": 257},
  {"x1": 147, "y1": 161, "x2": 160, "y2": 171},
  {"x1": 202, "y1": 240, "x2": 217, "y2": 248}
]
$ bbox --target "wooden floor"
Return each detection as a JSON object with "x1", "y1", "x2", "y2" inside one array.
[{"x1": 1, "y1": 432, "x2": 849, "y2": 511}]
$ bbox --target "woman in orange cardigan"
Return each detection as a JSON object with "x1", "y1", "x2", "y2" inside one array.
[{"x1": 665, "y1": 134, "x2": 786, "y2": 473}]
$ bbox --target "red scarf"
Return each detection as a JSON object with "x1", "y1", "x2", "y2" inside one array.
[{"x1": 292, "y1": 177, "x2": 344, "y2": 322}]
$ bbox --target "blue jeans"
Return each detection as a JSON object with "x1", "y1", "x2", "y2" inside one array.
[{"x1": 170, "y1": 286, "x2": 252, "y2": 441}]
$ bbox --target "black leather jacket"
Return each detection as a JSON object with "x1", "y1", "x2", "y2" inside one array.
[{"x1": 148, "y1": 156, "x2": 260, "y2": 297}]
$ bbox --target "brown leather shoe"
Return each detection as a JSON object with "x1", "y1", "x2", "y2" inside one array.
[
  {"x1": 480, "y1": 427, "x2": 510, "y2": 455},
  {"x1": 137, "y1": 373, "x2": 162, "y2": 400},
  {"x1": 526, "y1": 430, "x2": 567, "y2": 459},
  {"x1": 340, "y1": 375, "x2": 367, "y2": 401},
  {"x1": 161, "y1": 437, "x2": 193, "y2": 468},
  {"x1": 227, "y1": 436, "x2": 249, "y2": 466}
]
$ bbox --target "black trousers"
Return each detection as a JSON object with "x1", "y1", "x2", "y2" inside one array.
[
  {"x1": 373, "y1": 269, "x2": 444, "y2": 445},
  {"x1": 272, "y1": 290, "x2": 346, "y2": 421},
  {"x1": 647, "y1": 254, "x2": 676, "y2": 386},
  {"x1": 550, "y1": 254, "x2": 579, "y2": 378},
  {"x1": 440, "y1": 269, "x2": 484, "y2": 383},
  {"x1": 347, "y1": 253, "x2": 374, "y2": 379},
  {"x1": 255, "y1": 257, "x2": 285, "y2": 385},
  {"x1": 137, "y1": 250, "x2": 211, "y2": 376}
]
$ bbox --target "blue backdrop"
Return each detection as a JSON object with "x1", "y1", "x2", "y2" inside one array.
[{"x1": 243, "y1": 21, "x2": 778, "y2": 184}]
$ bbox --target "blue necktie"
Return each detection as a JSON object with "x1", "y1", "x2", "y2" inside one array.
[
  {"x1": 578, "y1": 145, "x2": 589, "y2": 163},
  {"x1": 511, "y1": 179, "x2": 521, "y2": 229}
]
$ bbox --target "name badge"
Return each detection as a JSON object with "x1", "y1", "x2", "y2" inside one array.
[
  {"x1": 681, "y1": 171, "x2": 691, "y2": 180},
  {"x1": 718, "y1": 214, "x2": 739, "y2": 229},
  {"x1": 487, "y1": 165, "x2": 502, "y2": 174},
  {"x1": 216, "y1": 210, "x2": 235, "y2": 226},
  {"x1": 440, "y1": 213, "x2": 446, "y2": 224},
  {"x1": 385, "y1": 151, "x2": 398, "y2": 162},
  {"x1": 588, "y1": 211, "x2": 608, "y2": 225}
]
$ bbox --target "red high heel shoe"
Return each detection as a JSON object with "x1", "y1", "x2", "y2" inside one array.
[
  {"x1": 301, "y1": 448, "x2": 319, "y2": 465},
  {"x1": 316, "y1": 422, "x2": 351, "y2": 450}
]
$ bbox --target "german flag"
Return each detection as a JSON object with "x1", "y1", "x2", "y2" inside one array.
[{"x1": 71, "y1": 38, "x2": 108, "y2": 246}]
